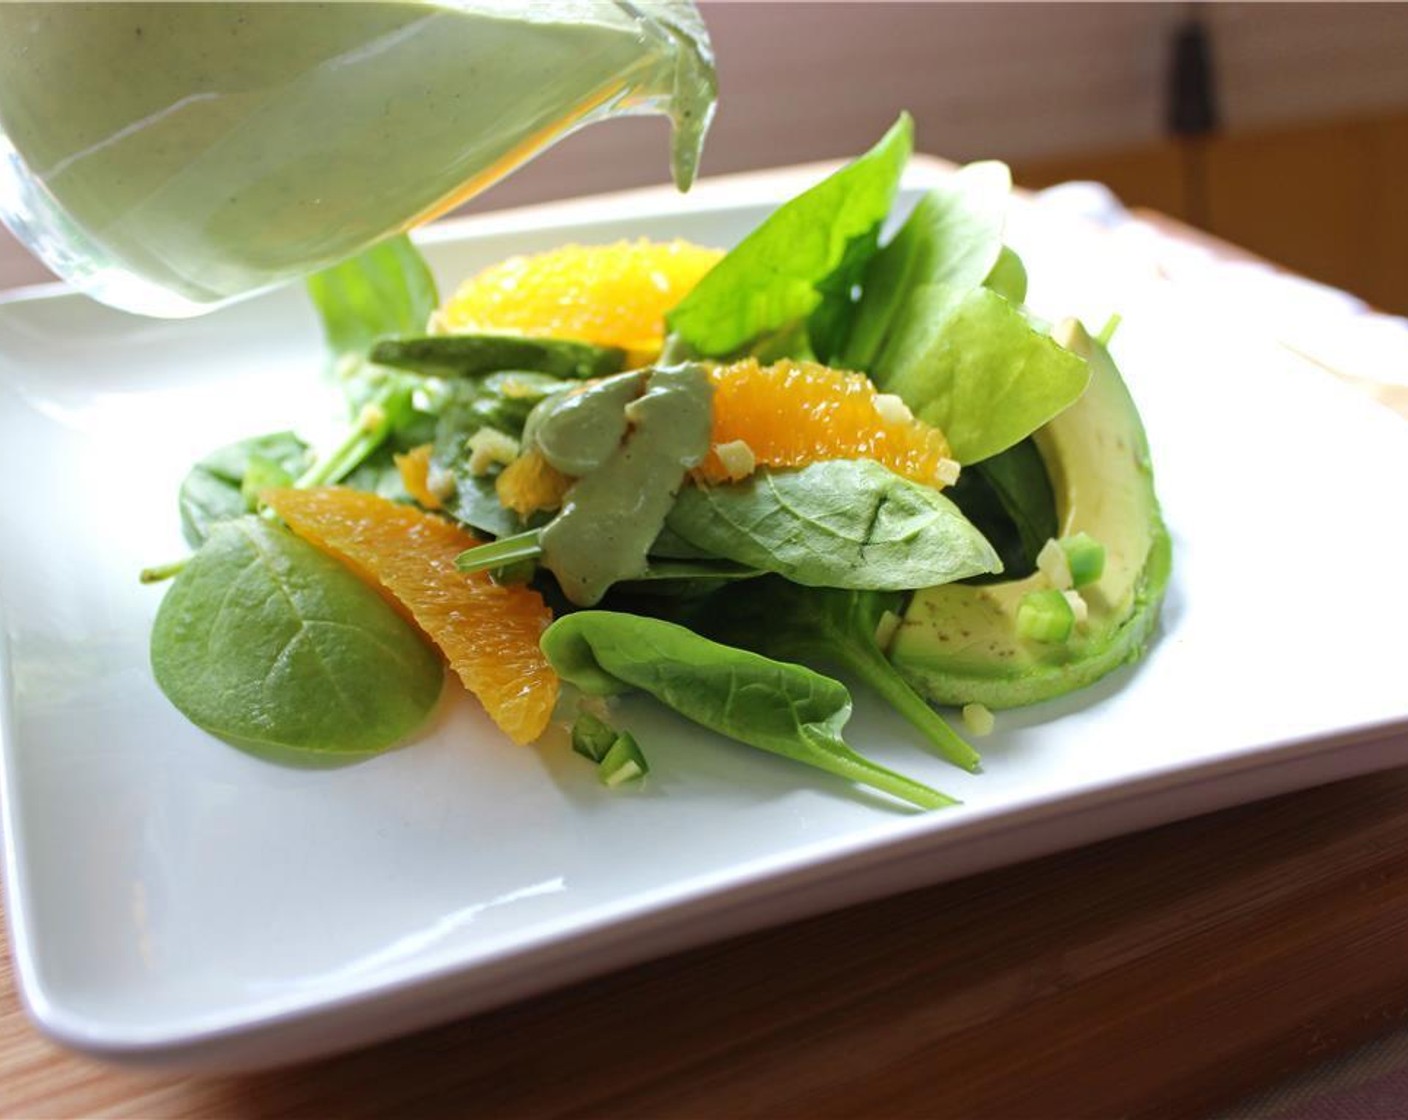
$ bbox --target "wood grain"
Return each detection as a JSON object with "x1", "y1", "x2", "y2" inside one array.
[{"x1": 7, "y1": 761, "x2": 1408, "y2": 1119}]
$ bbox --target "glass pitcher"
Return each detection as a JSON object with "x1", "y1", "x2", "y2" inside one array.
[{"x1": 0, "y1": 1, "x2": 715, "y2": 317}]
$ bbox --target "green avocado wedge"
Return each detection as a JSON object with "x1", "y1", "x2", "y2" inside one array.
[{"x1": 887, "y1": 321, "x2": 1171, "y2": 708}]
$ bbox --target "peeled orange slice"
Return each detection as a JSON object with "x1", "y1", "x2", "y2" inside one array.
[
  {"x1": 438, "y1": 239, "x2": 722, "y2": 366},
  {"x1": 696, "y1": 359, "x2": 954, "y2": 487},
  {"x1": 262, "y1": 487, "x2": 558, "y2": 745}
]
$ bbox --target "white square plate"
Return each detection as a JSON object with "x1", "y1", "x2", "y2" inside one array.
[{"x1": 3, "y1": 176, "x2": 1407, "y2": 1072}]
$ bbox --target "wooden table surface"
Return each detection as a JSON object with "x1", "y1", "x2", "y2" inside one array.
[{"x1": 3, "y1": 163, "x2": 1408, "y2": 1119}]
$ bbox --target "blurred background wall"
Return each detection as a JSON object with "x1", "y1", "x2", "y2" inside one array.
[{"x1": 3, "y1": 2, "x2": 1406, "y2": 312}]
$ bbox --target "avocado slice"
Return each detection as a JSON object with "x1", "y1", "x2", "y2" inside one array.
[{"x1": 887, "y1": 320, "x2": 1171, "y2": 708}]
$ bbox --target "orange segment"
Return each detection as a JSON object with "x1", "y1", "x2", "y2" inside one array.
[
  {"x1": 261, "y1": 487, "x2": 558, "y2": 745},
  {"x1": 697, "y1": 359, "x2": 954, "y2": 487},
  {"x1": 496, "y1": 447, "x2": 573, "y2": 518},
  {"x1": 394, "y1": 444, "x2": 442, "y2": 510},
  {"x1": 439, "y1": 239, "x2": 723, "y2": 366}
]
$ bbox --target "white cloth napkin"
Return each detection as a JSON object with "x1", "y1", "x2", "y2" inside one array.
[{"x1": 1030, "y1": 181, "x2": 1408, "y2": 389}]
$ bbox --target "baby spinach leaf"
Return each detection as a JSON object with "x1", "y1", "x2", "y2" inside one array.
[
  {"x1": 844, "y1": 161, "x2": 1011, "y2": 371},
  {"x1": 470, "y1": 372, "x2": 574, "y2": 436},
  {"x1": 969, "y1": 438, "x2": 1056, "y2": 571},
  {"x1": 541, "y1": 611, "x2": 952, "y2": 810},
  {"x1": 666, "y1": 113, "x2": 912, "y2": 358},
  {"x1": 612, "y1": 558, "x2": 766, "y2": 599},
  {"x1": 151, "y1": 517, "x2": 443, "y2": 761},
  {"x1": 665, "y1": 460, "x2": 1001, "y2": 590},
  {"x1": 439, "y1": 470, "x2": 529, "y2": 539},
  {"x1": 305, "y1": 234, "x2": 439, "y2": 361},
  {"x1": 371, "y1": 334, "x2": 625, "y2": 380},
  {"x1": 649, "y1": 523, "x2": 715, "y2": 561},
  {"x1": 983, "y1": 244, "x2": 1028, "y2": 306},
  {"x1": 871, "y1": 283, "x2": 1089, "y2": 464},
  {"x1": 943, "y1": 438, "x2": 1056, "y2": 579},
  {"x1": 179, "y1": 432, "x2": 312, "y2": 547},
  {"x1": 691, "y1": 579, "x2": 980, "y2": 772}
]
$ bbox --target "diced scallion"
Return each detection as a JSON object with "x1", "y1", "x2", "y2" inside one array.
[
  {"x1": 1017, "y1": 588, "x2": 1075, "y2": 643},
  {"x1": 466, "y1": 427, "x2": 520, "y2": 476},
  {"x1": 1097, "y1": 312, "x2": 1123, "y2": 346},
  {"x1": 962, "y1": 702, "x2": 995, "y2": 736},
  {"x1": 714, "y1": 439, "x2": 757, "y2": 481},
  {"x1": 1036, "y1": 538, "x2": 1073, "y2": 591},
  {"x1": 1063, "y1": 588, "x2": 1089, "y2": 625},
  {"x1": 873, "y1": 393, "x2": 914, "y2": 424},
  {"x1": 572, "y1": 714, "x2": 650, "y2": 788},
  {"x1": 600, "y1": 732, "x2": 649, "y2": 786},
  {"x1": 571, "y1": 712, "x2": 618, "y2": 763},
  {"x1": 1059, "y1": 532, "x2": 1105, "y2": 588}
]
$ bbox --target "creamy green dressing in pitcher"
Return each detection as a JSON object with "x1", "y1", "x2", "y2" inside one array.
[{"x1": 0, "y1": 2, "x2": 714, "y2": 315}]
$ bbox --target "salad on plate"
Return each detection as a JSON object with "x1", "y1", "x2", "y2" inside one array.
[{"x1": 144, "y1": 114, "x2": 1171, "y2": 811}]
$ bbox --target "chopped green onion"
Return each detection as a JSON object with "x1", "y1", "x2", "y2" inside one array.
[
  {"x1": 455, "y1": 529, "x2": 543, "y2": 574},
  {"x1": 1097, "y1": 312, "x2": 1122, "y2": 346},
  {"x1": 1060, "y1": 532, "x2": 1106, "y2": 588},
  {"x1": 600, "y1": 732, "x2": 649, "y2": 787},
  {"x1": 1036, "y1": 538, "x2": 1073, "y2": 591},
  {"x1": 571, "y1": 712, "x2": 618, "y2": 763},
  {"x1": 1017, "y1": 588, "x2": 1075, "y2": 643},
  {"x1": 139, "y1": 557, "x2": 189, "y2": 584},
  {"x1": 962, "y1": 702, "x2": 995, "y2": 736}
]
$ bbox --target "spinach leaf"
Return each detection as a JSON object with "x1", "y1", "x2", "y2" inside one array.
[
  {"x1": 629, "y1": 559, "x2": 764, "y2": 583},
  {"x1": 968, "y1": 438, "x2": 1055, "y2": 572},
  {"x1": 665, "y1": 460, "x2": 1001, "y2": 590},
  {"x1": 666, "y1": 113, "x2": 912, "y2": 358},
  {"x1": 983, "y1": 245, "x2": 1028, "y2": 306},
  {"x1": 305, "y1": 234, "x2": 439, "y2": 361},
  {"x1": 179, "y1": 432, "x2": 312, "y2": 547},
  {"x1": 871, "y1": 283, "x2": 1089, "y2": 464},
  {"x1": 469, "y1": 372, "x2": 573, "y2": 436},
  {"x1": 844, "y1": 161, "x2": 1011, "y2": 371},
  {"x1": 540, "y1": 611, "x2": 952, "y2": 810},
  {"x1": 612, "y1": 558, "x2": 766, "y2": 599},
  {"x1": 439, "y1": 469, "x2": 528, "y2": 539},
  {"x1": 649, "y1": 523, "x2": 715, "y2": 560},
  {"x1": 371, "y1": 334, "x2": 625, "y2": 380},
  {"x1": 151, "y1": 517, "x2": 443, "y2": 761},
  {"x1": 690, "y1": 579, "x2": 980, "y2": 772}
]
